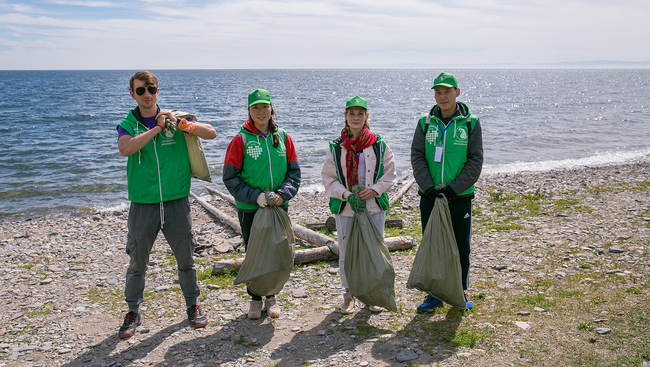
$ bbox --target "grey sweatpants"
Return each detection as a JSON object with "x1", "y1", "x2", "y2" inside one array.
[
  {"x1": 335, "y1": 211, "x2": 386, "y2": 289},
  {"x1": 124, "y1": 196, "x2": 200, "y2": 312}
]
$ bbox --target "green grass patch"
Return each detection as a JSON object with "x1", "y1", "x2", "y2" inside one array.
[
  {"x1": 517, "y1": 294, "x2": 557, "y2": 309},
  {"x1": 205, "y1": 269, "x2": 236, "y2": 288},
  {"x1": 451, "y1": 328, "x2": 479, "y2": 348}
]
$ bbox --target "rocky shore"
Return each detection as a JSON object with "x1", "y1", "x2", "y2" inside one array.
[{"x1": 1, "y1": 159, "x2": 649, "y2": 367}]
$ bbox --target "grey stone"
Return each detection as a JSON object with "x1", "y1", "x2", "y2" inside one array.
[
  {"x1": 595, "y1": 328, "x2": 612, "y2": 334},
  {"x1": 215, "y1": 243, "x2": 232, "y2": 253},
  {"x1": 292, "y1": 289, "x2": 308, "y2": 298},
  {"x1": 106, "y1": 279, "x2": 119, "y2": 285},
  {"x1": 608, "y1": 247, "x2": 624, "y2": 254},
  {"x1": 155, "y1": 285, "x2": 171, "y2": 292},
  {"x1": 396, "y1": 350, "x2": 419, "y2": 362},
  {"x1": 218, "y1": 294, "x2": 235, "y2": 301}
]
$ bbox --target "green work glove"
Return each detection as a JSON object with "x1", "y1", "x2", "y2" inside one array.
[{"x1": 347, "y1": 194, "x2": 366, "y2": 213}]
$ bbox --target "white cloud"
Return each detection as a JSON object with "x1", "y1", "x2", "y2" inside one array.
[
  {"x1": 45, "y1": 0, "x2": 116, "y2": 7},
  {"x1": 0, "y1": 0, "x2": 648, "y2": 69}
]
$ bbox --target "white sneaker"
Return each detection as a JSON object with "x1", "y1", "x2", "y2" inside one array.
[
  {"x1": 340, "y1": 291, "x2": 355, "y2": 315},
  {"x1": 265, "y1": 297, "x2": 281, "y2": 318},
  {"x1": 368, "y1": 305, "x2": 384, "y2": 313},
  {"x1": 248, "y1": 300, "x2": 262, "y2": 320}
]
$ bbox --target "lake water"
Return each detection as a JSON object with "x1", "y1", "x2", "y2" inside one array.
[{"x1": 1, "y1": 69, "x2": 649, "y2": 219}]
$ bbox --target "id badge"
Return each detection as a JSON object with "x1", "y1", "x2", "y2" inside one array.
[{"x1": 434, "y1": 144, "x2": 444, "y2": 162}]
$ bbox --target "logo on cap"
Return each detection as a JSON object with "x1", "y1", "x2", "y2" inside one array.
[
  {"x1": 256, "y1": 92, "x2": 261, "y2": 98},
  {"x1": 355, "y1": 99, "x2": 359, "y2": 104},
  {"x1": 439, "y1": 76, "x2": 444, "y2": 81}
]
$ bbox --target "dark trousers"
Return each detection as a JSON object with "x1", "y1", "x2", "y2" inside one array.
[
  {"x1": 125, "y1": 197, "x2": 199, "y2": 311},
  {"x1": 237, "y1": 206, "x2": 288, "y2": 300},
  {"x1": 420, "y1": 197, "x2": 472, "y2": 290}
]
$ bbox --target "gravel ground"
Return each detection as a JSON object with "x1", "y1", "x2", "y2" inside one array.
[{"x1": 1, "y1": 158, "x2": 649, "y2": 367}]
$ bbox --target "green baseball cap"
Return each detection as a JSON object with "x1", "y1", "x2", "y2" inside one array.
[
  {"x1": 432, "y1": 72, "x2": 458, "y2": 89},
  {"x1": 248, "y1": 89, "x2": 272, "y2": 107},
  {"x1": 345, "y1": 95, "x2": 367, "y2": 110}
]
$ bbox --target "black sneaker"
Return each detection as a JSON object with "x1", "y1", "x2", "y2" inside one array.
[
  {"x1": 118, "y1": 311, "x2": 141, "y2": 339},
  {"x1": 187, "y1": 305, "x2": 207, "y2": 328}
]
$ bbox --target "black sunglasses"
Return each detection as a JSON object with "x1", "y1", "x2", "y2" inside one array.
[{"x1": 133, "y1": 86, "x2": 158, "y2": 96}]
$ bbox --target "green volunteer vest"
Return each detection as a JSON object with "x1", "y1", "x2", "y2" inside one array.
[
  {"x1": 118, "y1": 110, "x2": 191, "y2": 204},
  {"x1": 237, "y1": 127, "x2": 289, "y2": 210},
  {"x1": 418, "y1": 102, "x2": 477, "y2": 196},
  {"x1": 328, "y1": 135, "x2": 390, "y2": 215}
]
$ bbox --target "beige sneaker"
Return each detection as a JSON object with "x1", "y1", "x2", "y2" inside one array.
[
  {"x1": 340, "y1": 291, "x2": 355, "y2": 315},
  {"x1": 248, "y1": 300, "x2": 262, "y2": 320},
  {"x1": 265, "y1": 297, "x2": 281, "y2": 318},
  {"x1": 368, "y1": 305, "x2": 384, "y2": 313}
]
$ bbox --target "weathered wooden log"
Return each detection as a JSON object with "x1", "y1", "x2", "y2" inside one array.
[
  {"x1": 305, "y1": 222, "x2": 328, "y2": 231},
  {"x1": 292, "y1": 223, "x2": 338, "y2": 255},
  {"x1": 389, "y1": 176, "x2": 416, "y2": 206},
  {"x1": 211, "y1": 236, "x2": 416, "y2": 274},
  {"x1": 203, "y1": 185, "x2": 339, "y2": 254},
  {"x1": 307, "y1": 217, "x2": 403, "y2": 231},
  {"x1": 385, "y1": 235, "x2": 417, "y2": 250},
  {"x1": 189, "y1": 192, "x2": 241, "y2": 234},
  {"x1": 204, "y1": 184, "x2": 236, "y2": 205}
]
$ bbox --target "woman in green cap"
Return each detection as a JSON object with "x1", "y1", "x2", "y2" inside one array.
[
  {"x1": 321, "y1": 96, "x2": 396, "y2": 314},
  {"x1": 223, "y1": 89, "x2": 301, "y2": 320}
]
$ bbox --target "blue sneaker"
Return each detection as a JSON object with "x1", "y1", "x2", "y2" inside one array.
[
  {"x1": 464, "y1": 294, "x2": 473, "y2": 310},
  {"x1": 417, "y1": 296, "x2": 444, "y2": 312}
]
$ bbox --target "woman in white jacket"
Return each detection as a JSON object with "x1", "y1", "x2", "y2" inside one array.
[{"x1": 321, "y1": 95, "x2": 396, "y2": 314}]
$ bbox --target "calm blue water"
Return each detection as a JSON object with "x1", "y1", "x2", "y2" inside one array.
[{"x1": 1, "y1": 69, "x2": 649, "y2": 219}]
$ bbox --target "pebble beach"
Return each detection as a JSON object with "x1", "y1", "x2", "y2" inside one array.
[{"x1": 1, "y1": 158, "x2": 649, "y2": 367}]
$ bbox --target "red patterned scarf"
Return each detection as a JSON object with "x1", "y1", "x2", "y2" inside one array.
[{"x1": 341, "y1": 126, "x2": 377, "y2": 189}]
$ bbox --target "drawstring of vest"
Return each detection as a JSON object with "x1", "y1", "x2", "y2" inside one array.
[{"x1": 159, "y1": 202, "x2": 164, "y2": 230}]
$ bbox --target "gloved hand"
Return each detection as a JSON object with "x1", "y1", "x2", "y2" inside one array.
[
  {"x1": 441, "y1": 186, "x2": 457, "y2": 200},
  {"x1": 424, "y1": 187, "x2": 443, "y2": 202},
  {"x1": 347, "y1": 194, "x2": 366, "y2": 213},
  {"x1": 256, "y1": 192, "x2": 267, "y2": 207},
  {"x1": 176, "y1": 118, "x2": 196, "y2": 134}
]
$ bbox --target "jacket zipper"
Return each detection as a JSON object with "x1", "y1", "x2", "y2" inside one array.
[{"x1": 263, "y1": 135, "x2": 274, "y2": 190}]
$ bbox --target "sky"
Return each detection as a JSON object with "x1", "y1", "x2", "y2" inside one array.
[{"x1": 0, "y1": 0, "x2": 649, "y2": 70}]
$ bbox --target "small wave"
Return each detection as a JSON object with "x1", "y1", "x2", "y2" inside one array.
[
  {"x1": 94, "y1": 202, "x2": 130, "y2": 214},
  {"x1": 483, "y1": 148, "x2": 650, "y2": 176}
]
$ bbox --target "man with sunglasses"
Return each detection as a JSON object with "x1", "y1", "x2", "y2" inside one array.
[{"x1": 116, "y1": 71, "x2": 217, "y2": 339}]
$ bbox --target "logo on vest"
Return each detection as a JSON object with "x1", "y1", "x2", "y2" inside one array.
[
  {"x1": 246, "y1": 142, "x2": 263, "y2": 160},
  {"x1": 426, "y1": 128, "x2": 438, "y2": 144},
  {"x1": 160, "y1": 129, "x2": 176, "y2": 146},
  {"x1": 456, "y1": 127, "x2": 468, "y2": 140}
]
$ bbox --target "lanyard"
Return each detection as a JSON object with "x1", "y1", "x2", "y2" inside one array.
[
  {"x1": 255, "y1": 127, "x2": 267, "y2": 137},
  {"x1": 435, "y1": 120, "x2": 452, "y2": 140}
]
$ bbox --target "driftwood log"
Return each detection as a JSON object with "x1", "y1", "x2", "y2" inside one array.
[
  {"x1": 190, "y1": 192, "x2": 241, "y2": 234},
  {"x1": 306, "y1": 217, "x2": 403, "y2": 231},
  {"x1": 211, "y1": 236, "x2": 416, "y2": 274},
  {"x1": 389, "y1": 176, "x2": 416, "y2": 206},
  {"x1": 201, "y1": 186, "x2": 339, "y2": 254}
]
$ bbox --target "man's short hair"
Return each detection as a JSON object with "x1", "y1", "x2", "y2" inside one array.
[{"x1": 129, "y1": 71, "x2": 158, "y2": 91}]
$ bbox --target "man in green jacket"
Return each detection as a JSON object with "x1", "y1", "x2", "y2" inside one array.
[
  {"x1": 116, "y1": 71, "x2": 217, "y2": 338},
  {"x1": 410, "y1": 72, "x2": 484, "y2": 311}
]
